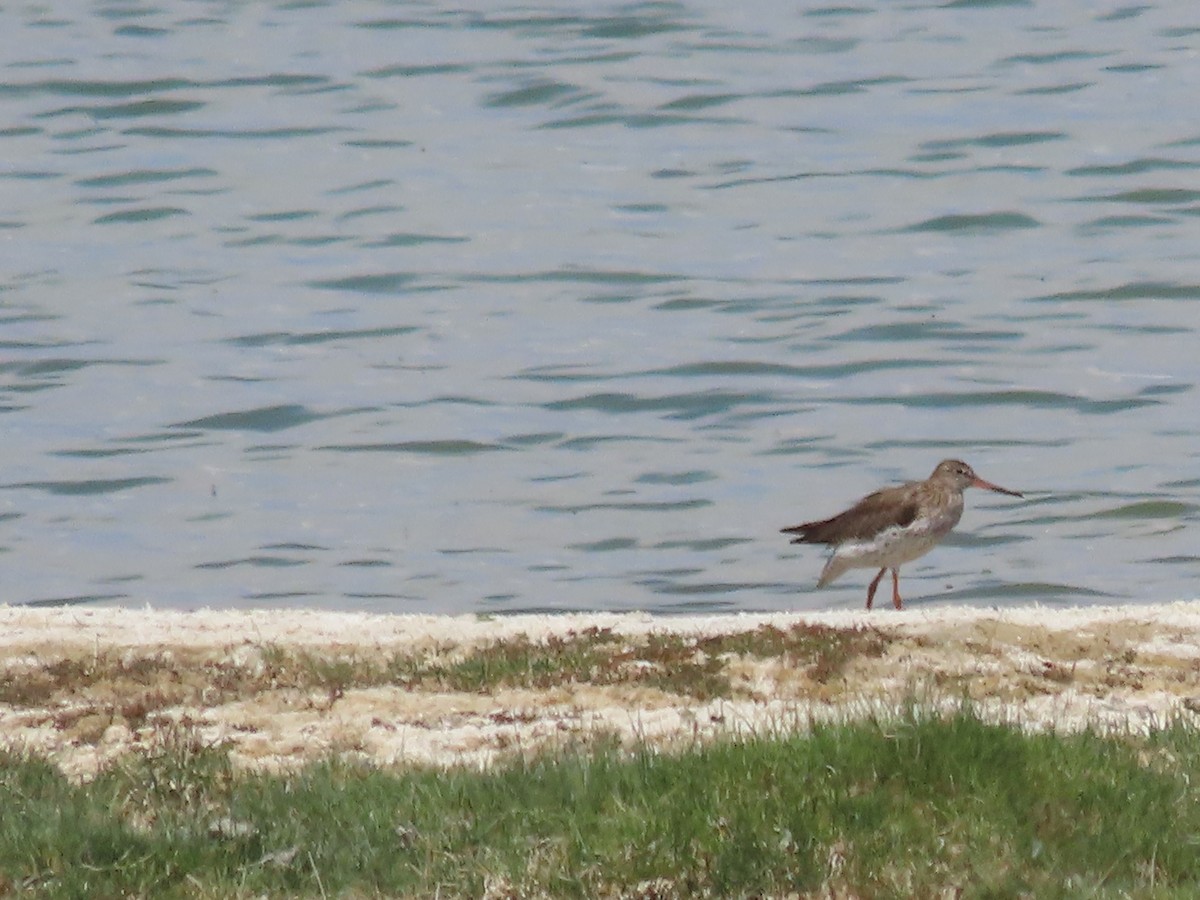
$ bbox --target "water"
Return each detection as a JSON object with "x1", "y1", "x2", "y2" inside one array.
[{"x1": 2, "y1": 1, "x2": 1198, "y2": 614}]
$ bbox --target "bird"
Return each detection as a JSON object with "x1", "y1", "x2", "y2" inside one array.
[{"x1": 781, "y1": 459, "x2": 1022, "y2": 610}]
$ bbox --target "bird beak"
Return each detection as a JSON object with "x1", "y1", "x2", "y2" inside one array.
[{"x1": 971, "y1": 476, "x2": 1023, "y2": 498}]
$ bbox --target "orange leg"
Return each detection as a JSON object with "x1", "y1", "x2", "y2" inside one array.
[
  {"x1": 891, "y1": 568, "x2": 903, "y2": 610},
  {"x1": 865, "y1": 568, "x2": 886, "y2": 610}
]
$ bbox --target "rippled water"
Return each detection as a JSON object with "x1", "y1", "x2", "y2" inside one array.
[{"x1": 3, "y1": 2, "x2": 1198, "y2": 614}]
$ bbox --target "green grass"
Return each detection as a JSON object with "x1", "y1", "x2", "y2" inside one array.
[{"x1": 5, "y1": 704, "x2": 1200, "y2": 898}]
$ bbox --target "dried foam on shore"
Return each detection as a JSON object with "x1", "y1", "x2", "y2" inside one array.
[{"x1": 2, "y1": 602, "x2": 1198, "y2": 781}]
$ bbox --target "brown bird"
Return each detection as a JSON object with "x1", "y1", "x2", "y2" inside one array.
[{"x1": 781, "y1": 459, "x2": 1022, "y2": 610}]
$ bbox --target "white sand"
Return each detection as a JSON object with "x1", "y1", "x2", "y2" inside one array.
[{"x1": 3, "y1": 602, "x2": 1199, "y2": 781}]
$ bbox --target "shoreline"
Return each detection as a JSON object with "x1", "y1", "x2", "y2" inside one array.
[{"x1": 3, "y1": 602, "x2": 1199, "y2": 781}]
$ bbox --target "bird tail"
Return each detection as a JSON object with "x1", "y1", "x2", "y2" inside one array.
[
  {"x1": 781, "y1": 518, "x2": 837, "y2": 545},
  {"x1": 815, "y1": 553, "x2": 851, "y2": 587}
]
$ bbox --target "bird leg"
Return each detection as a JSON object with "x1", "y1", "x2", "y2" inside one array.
[
  {"x1": 891, "y1": 568, "x2": 902, "y2": 610},
  {"x1": 865, "y1": 568, "x2": 886, "y2": 610}
]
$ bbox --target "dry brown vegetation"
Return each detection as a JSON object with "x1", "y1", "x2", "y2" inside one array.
[{"x1": 3, "y1": 605, "x2": 1200, "y2": 781}]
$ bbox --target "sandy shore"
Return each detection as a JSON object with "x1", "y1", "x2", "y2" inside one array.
[{"x1": 3, "y1": 602, "x2": 1199, "y2": 781}]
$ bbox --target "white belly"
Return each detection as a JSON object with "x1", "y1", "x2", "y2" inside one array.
[{"x1": 817, "y1": 519, "x2": 946, "y2": 586}]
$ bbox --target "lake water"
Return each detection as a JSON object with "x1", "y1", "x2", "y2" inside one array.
[{"x1": 3, "y1": 1, "x2": 1199, "y2": 615}]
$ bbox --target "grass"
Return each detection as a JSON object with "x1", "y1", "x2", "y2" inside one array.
[{"x1": 5, "y1": 703, "x2": 1200, "y2": 898}]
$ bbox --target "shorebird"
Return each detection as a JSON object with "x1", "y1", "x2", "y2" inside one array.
[{"x1": 781, "y1": 459, "x2": 1022, "y2": 610}]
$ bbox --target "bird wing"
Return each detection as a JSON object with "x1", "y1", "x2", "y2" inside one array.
[{"x1": 781, "y1": 482, "x2": 921, "y2": 545}]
